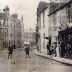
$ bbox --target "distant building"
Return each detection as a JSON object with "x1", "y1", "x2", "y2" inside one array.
[
  {"x1": 24, "y1": 29, "x2": 36, "y2": 46},
  {"x1": 0, "y1": 6, "x2": 23, "y2": 50}
]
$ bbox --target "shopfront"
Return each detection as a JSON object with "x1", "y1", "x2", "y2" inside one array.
[{"x1": 58, "y1": 28, "x2": 72, "y2": 58}]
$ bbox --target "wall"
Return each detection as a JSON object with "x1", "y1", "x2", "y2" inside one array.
[{"x1": 40, "y1": 7, "x2": 50, "y2": 53}]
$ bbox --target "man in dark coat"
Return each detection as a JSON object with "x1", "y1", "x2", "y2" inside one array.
[
  {"x1": 25, "y1": 45, "x2": 30, "y2": 58},
  {"x1": 46, "y1": 42, "x2": 50, "y2": 55},
  {"x1": 8, "y1": 45, "x2": 13, "y2": 59}
]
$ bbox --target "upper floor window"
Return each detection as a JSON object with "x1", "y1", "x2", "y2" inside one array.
[
  {"x1": 3, "y1": 20, "x2": 5, "y2": 26},
  {"x1": 53, "y1": 13, "x2": 57, "y2": 30},
  {"x1": 43, "y1": 33, "x2": 45, "y2": 48},
  {"x1": 5, "y1": 32, "x2": 6, "y2": 38},
  {"x1": 11, "y1": 23, "x2": 12, "y2": 26},
  {"x1": 14, "y1": 24, "x2": 15, "y2": 27},
  {"x1": 66, "y1": 4, "x2": 72, "y2": 23},
  {"x1": 43, "y1": 12, "x2": 45, "y2": 27},
  {"x1": 0, "y1": 21, "x2": 1, "y2": 25},
  {"x1": 11, "y1": 33, "x2": 12, "y2": 37}
]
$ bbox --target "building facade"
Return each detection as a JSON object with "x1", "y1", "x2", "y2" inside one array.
[
  {"x1": 36, "y1": 2, "x2": 50, "y2": 53},
  {"x1": 0, "y1": 6, "x2": 23, "y2": 50},
  {"x1": 24, "y1": 29, "x2": 36, "y2": 47},
  {"x1": 37, "y1": 0, "x2": 72, "y2": 58}
]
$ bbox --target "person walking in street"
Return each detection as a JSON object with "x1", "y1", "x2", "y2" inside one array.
[
  {"x1": 25, "y1": 44, "x2": 30, "y2": 58},
  {"x1": 8, "y1": 45, "x2": 13, "y2": 59}
]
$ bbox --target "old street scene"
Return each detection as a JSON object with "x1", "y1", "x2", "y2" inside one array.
[{"x1": 0, "y1": 0, "x2": 72, "y2": 72}]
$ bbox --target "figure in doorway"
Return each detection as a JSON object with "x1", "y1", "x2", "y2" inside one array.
[{"x1": 46, "y1": 42, "x2": 50, "y2": 55}]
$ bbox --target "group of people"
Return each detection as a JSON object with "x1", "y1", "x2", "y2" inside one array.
[
  {"x1": 8, "y1": 44, "x2": 30, "y2": 59},
  {"x1": 59, "y1": 34, "x2": 72, "y2": 58},
  {"x1": 46, "y1": 42, "x2": 57, "y2": 57}
]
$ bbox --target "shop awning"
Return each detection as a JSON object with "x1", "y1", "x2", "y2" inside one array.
[{"x1": 44, "y1": 37, "x2": 51, "y2": 39}]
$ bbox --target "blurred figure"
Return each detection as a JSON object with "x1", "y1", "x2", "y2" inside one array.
[
  {"x1": 25, "y1": 45, "x2": 30, "y2": 58},
  {"x1": 8, "y1": 45, "x2": 13, "y2": 59},
  {"x1": 46, "y1": 42, "x2": 50, "y2": 55}
]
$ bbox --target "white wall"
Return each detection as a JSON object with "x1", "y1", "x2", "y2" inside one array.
[{"x1": 40, "y1": 7, "x2": 50, "y2": 53}]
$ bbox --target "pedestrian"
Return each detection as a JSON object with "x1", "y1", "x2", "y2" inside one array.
[
  {"x1": 8, "y1": 45, "x2": 13, "y2": 59},
  {"x1": 46, "y1": 42, "x2": 50, "y2": 55},
  {"x1": 52, "y1": 42, "x2": 57, "y2": 57},
  {"x1": 49, "y1": 45, "x2": 54, "y2": 58},
  {"x1": 12, "y1": 44, "x2": 16, "y2": 49},
  {"x1": 25, "y1": 44, "x2": 30, "y2": 58}
]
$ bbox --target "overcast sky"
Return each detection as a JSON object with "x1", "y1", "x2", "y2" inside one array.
[{"x1": 0, "y1": 0, "x2": 50, "y2": 29}]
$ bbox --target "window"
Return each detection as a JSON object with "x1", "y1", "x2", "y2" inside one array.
[
  {"x1": 66, "y1": 4, "x2": 72, "y2": 23},
  {"x1": 3, "y1": 20, "x2": 5, "y2": 26},
  {"x1": 14, "y1": 24, "x2": 15, "y2": 27},
  {"x1": 11, "y1": 23, "x2": 12, "y2": 26},
  {"x1": 11, "y1": 41, "x2": 12, "y2": 44},
  {"x1": 11, "y1": 33, "x2": 12, "y2": 37},
  {"x1": 5, "y1": 32, "x2": 6, "y2": 38},
  {"x1": 0, "y1": 21, "x2": 1, "y2": 25},
  {"x1": 14, "y1": 40, "x2": 15, "y2": 45},
  {"x1": 9, "y1": 40, "x2": 10, "y2": 45},
  {"x1": 7, "y1": 18, "x2": 8, "y2": 26},
  {"x1": 53, "y1": 13, "x2": 57, "y2": 30},
  {"x1": 43, "y1": 33, "x2": 45, "y2": 48},
  {"x1": 43, "y1": 12, "x2": 45, "y2": 27},
  {"x1": 7, "y1": 29, "x2": 8, "y2": 37}
]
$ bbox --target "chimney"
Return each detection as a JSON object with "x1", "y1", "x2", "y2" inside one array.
[
  {"x1": 3, "y1": 5, "x2": 10, "y2": 15},
  {"x1": 11, "y1": 14, "x2": 18, "y2": 19}
]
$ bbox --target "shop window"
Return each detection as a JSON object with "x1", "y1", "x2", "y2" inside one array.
[{"x1": 53, "y1": 13, "x2": 57, "y2": 30}]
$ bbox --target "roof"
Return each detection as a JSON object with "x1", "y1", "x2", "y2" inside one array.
[
  {"x1": 0, "y1": 13, "x2": 7, "y2": 20},
  {"x1": 48, "y1": 0, "x2": 72, "y2": 16},
  {"x1": 37, "y1": 1, "x2": 48, "y2": 15}
]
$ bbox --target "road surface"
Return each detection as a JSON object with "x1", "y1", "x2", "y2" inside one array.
[{"x1": 0, "y1": 49, "x2": 72, "y2": 72}]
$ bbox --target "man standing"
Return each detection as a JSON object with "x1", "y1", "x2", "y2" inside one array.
[
  {"x1": 25, "y1": 45, "x2": 30, "y2": 58},
  {"x1": 8, "y1": 45, "x2": 13, "y2": 59},
  {"x1": 46, "y1": 42, "x2": 50, "y2": 55}
]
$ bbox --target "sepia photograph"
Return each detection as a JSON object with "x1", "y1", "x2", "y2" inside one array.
[{"x1": 0, "y1": 0, "x2": 72, "y2": 72}]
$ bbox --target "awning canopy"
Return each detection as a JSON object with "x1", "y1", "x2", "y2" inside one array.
[{"x1": 44, "y1": 37, "x2": 51, "y2": 39}]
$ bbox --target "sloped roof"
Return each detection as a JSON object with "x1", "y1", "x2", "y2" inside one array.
[
  {"x1": 48, "y1": 0, "x2": 72, "y2": 15},
  {"x1": 37, "y1": 1, "x2": 48, "y2": 15}
]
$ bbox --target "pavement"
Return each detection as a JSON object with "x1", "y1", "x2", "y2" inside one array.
[{"x1": 33, "y1": 49, "x2": 72, "y2": 65}]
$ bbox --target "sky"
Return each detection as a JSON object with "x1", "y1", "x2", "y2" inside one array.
[{"x1": 0, "y1": 0, "x2": 50, "y2": 29}]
